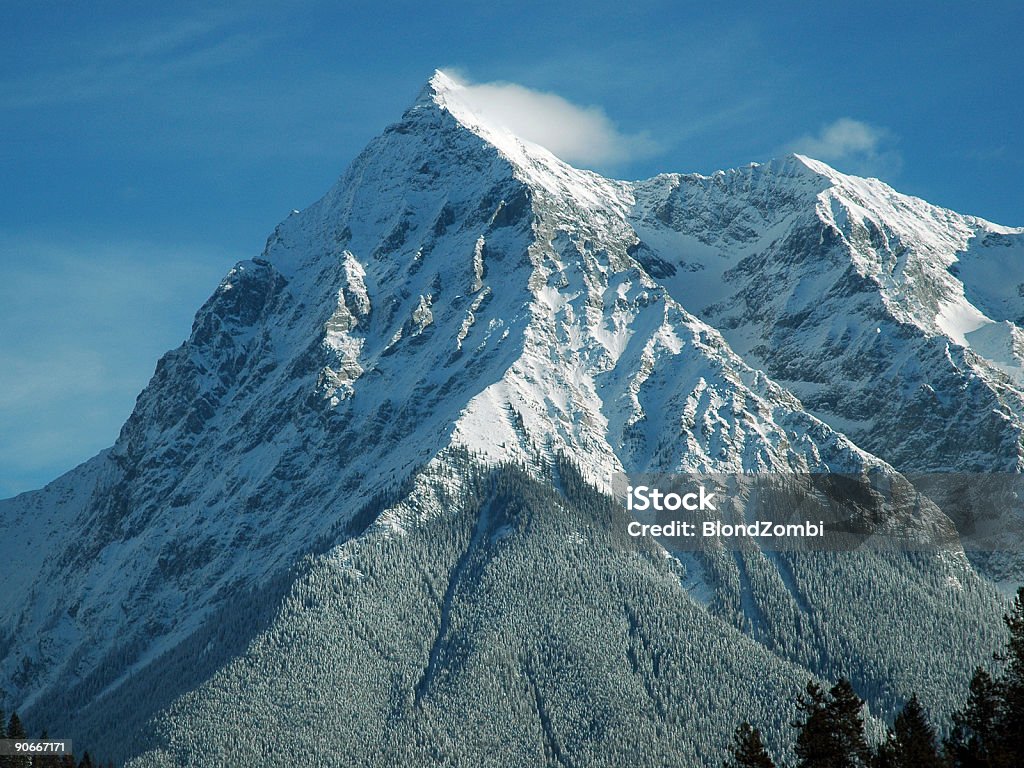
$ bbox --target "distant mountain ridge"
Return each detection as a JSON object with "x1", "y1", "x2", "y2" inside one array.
[{"x1": 0, "y1": 71, "x2": 1019, "y2": 766}]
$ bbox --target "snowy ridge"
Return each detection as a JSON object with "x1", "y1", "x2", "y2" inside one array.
[
  {"x1": 426, "y1": 70, "x2": 632, "y2": 213},
  {"x1": 629, "y1": 152, "x2": 1024, "y2": 476}
]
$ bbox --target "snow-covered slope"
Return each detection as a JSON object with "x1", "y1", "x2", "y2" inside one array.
[
  {"x1": 627, "y1": 154, "x2": 1024, "y2": 584},
  {"x1": 630, "y1": 154, "x2": 1024, "y2": 474},
  {"x1": 0, "y1": 72, "x2": 1017, "y2": 765}
]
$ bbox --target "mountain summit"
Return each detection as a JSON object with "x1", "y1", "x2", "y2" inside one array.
[{"x1": 1, "y1": 74, "x2": 1020, "y2": 766}]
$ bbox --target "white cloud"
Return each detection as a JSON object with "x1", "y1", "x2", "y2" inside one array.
[
  {"x1": 794, "y1": 118, "x2": 885, "y2": 159},
  {"x1": 441, "y1": 71, "x2": 657, "y2": 168},
  {"x1": 789, "y1": 118, "x2": 901, "y2": 177}
]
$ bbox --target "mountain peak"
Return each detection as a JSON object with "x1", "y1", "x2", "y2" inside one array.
[
  {"x1": 408, "y1": 68, "x2": 462, "y2": 110},
  {"x1": 426, "y1": 68, "x2": 461, "y2": 97},
  {"x1": 403, "y1": 69, "x2": 629, "y2": 212},
  {"x1": 787, "y1": 152, "x2": 840, "y2": 177},
  {"x1": 744, "y1": 153, "x2": 846, "y2": 187},
  {"x1": 415, "y1": 69, "x2": 561, "y2": 168}
]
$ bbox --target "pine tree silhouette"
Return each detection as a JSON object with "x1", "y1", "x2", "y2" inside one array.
[
  {"x1": 826, "y1": 680, "x2": 872, "y2": 768},
  {"x1": 890, "y1": 694, "x2": 942, "y2": 768},
  {"x1": 793, "y1": 681, "x2": 831, "y2": 768},
  {"x1": 947, "y1": 668, "x2": 1000, "y2": 767},
  {"x1": 35, "y1": 731, "x2": 62, "y2": 768},
  {"x1": 6, "y1": 712, "x2": 28, "y2": 768},
  {"x1": 724, "y1": 722, "x2": 775, "y2": 768},
  {"x1": 793, "y1": 679, "x2": 871, "y2": 768},
  {"x1": 999, "y1": 587, "x2": 1024, "y2": 763}
]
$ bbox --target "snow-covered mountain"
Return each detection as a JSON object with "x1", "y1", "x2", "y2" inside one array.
[
  {"x1": 0, "y1": 71, "x2": 1018, "y2": 766},
  {"x1": 631, "y1": 154, "x2": 1024, "y2": 475},
  {"x1": 629, "y1": 152, "x2": 1024, "y2": 584}
]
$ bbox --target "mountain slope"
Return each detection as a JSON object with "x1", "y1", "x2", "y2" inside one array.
[
  {"x1": 126, "y1": 458, "x2": 1002, "y2": 768},
  {"x1": 627, "y1": 155, "x2": 1024, "y2": 585},
  {"x1": 630, "y1": 155, "x2": 1024, "y2": 475}
]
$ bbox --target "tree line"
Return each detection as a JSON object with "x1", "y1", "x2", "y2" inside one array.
[{"x1": 726, "y1": 587, "x2": 1024, "y2": 767}]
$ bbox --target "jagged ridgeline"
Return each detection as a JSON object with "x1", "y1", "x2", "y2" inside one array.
[{"x1": 1, "y1": 70, "x2": 1021, "y2": 766}]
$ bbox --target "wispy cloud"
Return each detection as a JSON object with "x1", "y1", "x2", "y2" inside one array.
[
  {"x1": 789, "y1": 118, "x2": 902, "y2": 177},
  {"x1": 441, "y1": 70, "x2": 659, "y2": 168},
  {"x1": 0, "y1": 11, "x2": 265, "y2": 110}
]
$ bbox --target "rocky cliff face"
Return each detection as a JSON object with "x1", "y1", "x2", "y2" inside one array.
[{"x1": 0, "y1": 71, "x2": 1019, "y2": 765}]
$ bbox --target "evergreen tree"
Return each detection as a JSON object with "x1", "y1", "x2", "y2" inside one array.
[
  {"x1": 944, "y1": 591, "x2": 1024, "y2": 768},
  {"x1": 890, "y1": 694, "x2": 942, "y2": 768},
  {"x1": 5, "y1": 714, "x2": 24, "y2": 741},
  {"x1": 5, "y1": 712, "x2": 27, "y2": 768},
  {"x1": 794, "y1": 681, "x2": 832, "y2": 768},
  {"x1": 999, "y1": 587, "x2": 1024, "y2": 763},
  {"x1": 872, "y1": 736, "x2": 897, "y2": 768},
  {"x1": 793, "y1": 679, "x2": 871, "y2": 768},
  {"x1": 947, "y1": 667, "x2": 1000, "y2": 767},
  {"x1": 724, "y1": 722, "x2": 775, "y2": 768},
  {"x1": 35, "y1": 731, "x2": 61, "y2": 768},
  {"x1": 826, "y1": 679, "x2": 872, "y2": 768},
  {"x1": 32, "y1": 733, "x2": 55, "y2": 768}
]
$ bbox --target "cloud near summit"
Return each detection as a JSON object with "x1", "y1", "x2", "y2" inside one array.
[
  {"x1": 440, "y1": 71, "x2": 656, "y2": 169},
  {"x1": 788, "y1": 118, "x2": 902, "y2": 178}
]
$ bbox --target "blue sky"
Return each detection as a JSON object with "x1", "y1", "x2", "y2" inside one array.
[{"x1": 1, "y1": 0, "x2": 1021, "y2": 497}]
